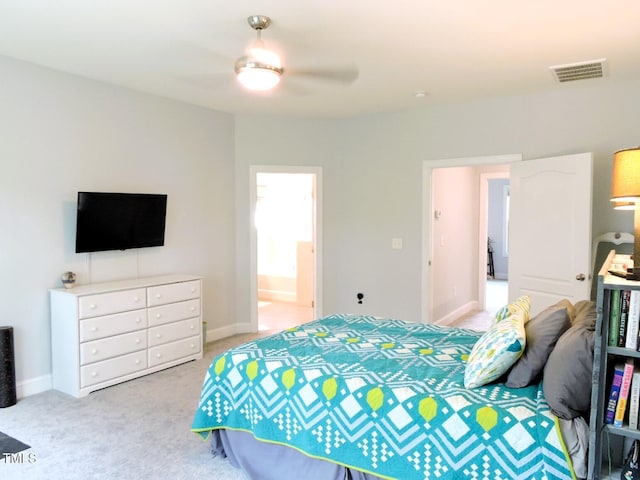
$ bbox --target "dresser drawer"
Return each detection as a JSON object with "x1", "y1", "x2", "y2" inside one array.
[
  {"x1": 80, "y1": 309, "x2": 147, "y2": 342},
  {"x1": 80, "y1": 330, "x2": 147, "y2": 365},
  {"x1": 148, "y1": 299, "x2": 200, "y2": 327},
  {"x1": 148, "y1": 335, "x2": 201, "y2": 367},
  {"x1": 79, "y1": 288, "x2": 147, "y2": 319},
  {"x1": 80, "y1": 351, "x2": 147, "y2": 387},
  {"x1": 147, "y1": 280, "x2": 200, "y2": 307},
  {"x1": 148, "y1": 318, "x2": 200, "y2": 347}
]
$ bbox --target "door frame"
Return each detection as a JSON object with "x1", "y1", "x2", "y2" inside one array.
[
  {"x1": 422, "y1": 154, "x2": 522, "y2": 323},
  {"x1": 249, "y1": 165, "x2": 323, "y2": 332}
]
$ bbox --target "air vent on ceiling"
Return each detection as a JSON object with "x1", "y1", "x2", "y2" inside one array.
[{"x1": 549, "y1": 58, "x2": 606, "y2": 83}]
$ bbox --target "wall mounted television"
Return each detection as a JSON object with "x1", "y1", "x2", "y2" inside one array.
[{"x1": 75, "y1": 192, "x2": 168, "y2": 253}]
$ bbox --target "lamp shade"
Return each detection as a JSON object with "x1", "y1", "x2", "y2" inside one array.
[
  {"x1": 614, "y1": 202, "x2": 636, "y2": 210},
  {"x1": 610, "y1": 147, "x2": 640, "y2": 280},
  {"x1": 611, "y1": 148, "x2": 640, "y2": 202}
]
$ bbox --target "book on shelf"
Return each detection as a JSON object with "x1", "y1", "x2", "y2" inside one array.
[
  {"x1": 619, "y1": 290, "x2": 629, "y2": 348},
  {"x1": 627, "y1": 290, "x2": 640, "y2": 350},
  {"x1": 629, "y1": 371, "x2": 640, "y2": 429},
  {"x1": 606, "y1": 363, "x2": 625, "y2": 425},
  {"x1": 614, "y1": 358, "x2": 636, "y2": 428},
  {"x1": 609, "y1": 290, "x2": 621, "y2": 347}
]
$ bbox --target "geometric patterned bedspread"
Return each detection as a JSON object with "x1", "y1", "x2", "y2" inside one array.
[{"x1": 191, "y1": 314, "x2": 574, "y2": 480}]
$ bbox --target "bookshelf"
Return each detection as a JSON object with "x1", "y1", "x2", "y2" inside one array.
[{"x1": 589, "y1": 250, "x2": 640, "y2": 479}]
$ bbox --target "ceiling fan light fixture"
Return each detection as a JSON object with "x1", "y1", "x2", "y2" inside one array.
[
  {"x1": 235, "y1": 56, "x2": 283, "y2": 91},
  {"x1": 234, "y1": 15, "x2": 283, "y2": 91}
]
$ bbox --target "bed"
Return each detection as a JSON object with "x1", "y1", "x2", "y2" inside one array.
[{"x1": 192, "y1": 299, "x2": 594, "y2": 480}]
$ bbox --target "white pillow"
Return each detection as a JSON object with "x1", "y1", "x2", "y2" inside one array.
[{"x1": 464, "y1": 295, "x2": 530, "y2": 388}]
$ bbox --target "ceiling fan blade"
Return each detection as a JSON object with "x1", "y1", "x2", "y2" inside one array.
[
  {"x1": 178, "y1": 72, "x2": 231, "y2": 90},
  {"x1": 287, "y1": 65, "x2": 359, "y2": 85}
]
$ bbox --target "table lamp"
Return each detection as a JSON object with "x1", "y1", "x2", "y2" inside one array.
[{"x1": 611, "y1": 147, "x2": 640, "y2": 280}]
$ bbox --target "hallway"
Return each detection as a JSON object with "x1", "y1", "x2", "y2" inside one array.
[{"x1": 450, "y1": 279, "x2": 508, "y2": 331}]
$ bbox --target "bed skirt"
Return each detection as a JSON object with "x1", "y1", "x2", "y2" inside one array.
[{"x1": 211, "y1": 429, "x2": 385, "y2": 480}]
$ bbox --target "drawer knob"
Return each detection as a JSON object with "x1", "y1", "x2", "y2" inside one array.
[
  {"x1": 91, "y1": 349, "x2": 98, "y2": 355},
  {"x1": 135, "y1": 359, "x2": 141, "y2": 365},
  {"x1": 156, "y1": 314, "x2": 161, "y2": 319},
  {"x1": 135, "y1": 318, "x2": 141, "y2": 323},
  {"x1": 90, "y1": 304, "x2": 97, "y2": 310},
  {"x1": 155, "y1": 294, "x2": 162, "y2": 299},
  {"x1": 135, "y1": 339, "x2": 141, "y2": 344},
  {"x1": 190, "y1": 288, "x2": 195, "y2": 293},
  {"x1": 133, "y1": 296, "x2": 140, "y2": 302},
  {"x1": 156, "y1": 353, "x2": 162, "y2": 358},
  {"x1": 156, "y1": 334, "x2": 162, "y2": 339},
  {"x1": 190, "y1": 343, "x2": 195, "y2": 349},
  {"x1": 190, "y1": 307, "x2": 195, "y2": 312},
  {"x1": 91, "y1": 372, "x2": 98, "y2": 377},
  {"x1": 91, "y1": 327, "x2": 97, "y2": 332},
  {"x1": 190, "y1": 325, "x2": 194, "y2": 330}
]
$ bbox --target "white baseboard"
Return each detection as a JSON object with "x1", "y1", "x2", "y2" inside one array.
[
  {"x1": 234, "y1": 322, "x2": 255, "y2": 335},
  {"x1": 205, "y1": 324, "x2": 239, "y2": 345},
  {"x1": 434, "y1": 301, "x2": 478, "y2": 326},
  {"x1": 17, "y1": 374, "x2": 51, "y2": 399}
]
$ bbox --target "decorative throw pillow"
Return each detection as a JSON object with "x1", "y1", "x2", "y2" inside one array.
[
  {"x1": 493, "y1": 295, "x2": 532, "y2": 324},
  {"x1": 464, "y1": 295, "x2": 530, "y2": 388},
  {"x1": 504, "y1": 300, "x2": 573, "y2": 388},
  {"x1": 542, "y1": 303, "x2": 596, "y2": 419}
]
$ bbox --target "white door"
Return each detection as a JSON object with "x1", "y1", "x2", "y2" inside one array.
[{"x1": 509, "y1": 153, "x2": 593, "y2": 316}]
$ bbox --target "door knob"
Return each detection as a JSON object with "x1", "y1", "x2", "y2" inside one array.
[{"x1": 576, "y1": 273, "x2": 586, "y2": 281}]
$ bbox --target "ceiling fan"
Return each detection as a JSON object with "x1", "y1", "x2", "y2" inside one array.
[{"x1": 233, "y1": 15, "x2": 358, "y2": 92}]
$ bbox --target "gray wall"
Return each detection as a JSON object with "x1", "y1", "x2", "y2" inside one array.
[
  {"x1": 234, "y1": 80, "x2": 639, "y2": 325},
  {"x1": 2, "y1": 51, "x2": 639, "y2": 395},
  {"x1": 0, "y1": 56, "x2": 236, "y2": 395}
]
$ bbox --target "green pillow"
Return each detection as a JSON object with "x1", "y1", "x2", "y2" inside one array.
[{"x1": 464, "y1": 295, "x2": 530, "y2": 388}]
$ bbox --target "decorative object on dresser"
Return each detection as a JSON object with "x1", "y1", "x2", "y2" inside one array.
[
  {"x1": 61, "y1": 271, "x2": 76, "y2": 289},
  {"x1": 589, "y1": 250, "x2": 640, "y2": 479},
  {"x1": 50, "y1": 274, "x2": 202, "y2": 398}
]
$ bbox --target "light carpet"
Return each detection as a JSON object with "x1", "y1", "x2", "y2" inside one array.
[{"x1": 0, "y1": 333, "x2": 268, "y2": 480}]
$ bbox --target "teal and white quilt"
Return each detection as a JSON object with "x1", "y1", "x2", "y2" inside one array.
[{"x1": 192, "y1": 314, "x2": 574, "y2": 480}]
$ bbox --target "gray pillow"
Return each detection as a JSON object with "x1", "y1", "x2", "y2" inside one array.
[
  {"x1": 542, "y1": 314, "x2": 595, "y2": 419},
  {"x1": 571, "y1": 300, "x2": 596, "y2": 330},
  {"x1": 505, "y1": 300, "x2": 573, "y2": 388}
]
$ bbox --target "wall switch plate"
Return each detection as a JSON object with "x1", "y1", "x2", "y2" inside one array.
[{"x1": 392, "y1": 238, "x2": 403, "y2": 250}]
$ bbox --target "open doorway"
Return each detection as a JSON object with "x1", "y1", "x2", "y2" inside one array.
[
  {"x1": 424, "y1": 152, "x2": 593, "y2": 326},
  {"x1": 483, "y1": 175, "x2": 510, "y2": 316},
  {"x1": 423, "y1": 155, "x2": 520, "y2": 327},
  {"x1": 252, "y1": 168, "x2": 321, "y2": 332}
]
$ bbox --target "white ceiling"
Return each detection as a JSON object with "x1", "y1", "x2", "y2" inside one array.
[{"x1": 1, "y1": 1, "x2": 639, "y2": 118}]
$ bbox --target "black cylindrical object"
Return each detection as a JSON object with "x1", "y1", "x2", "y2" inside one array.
[{"x1": 0, "y1": 326, "x2": 17, "y2": 408}]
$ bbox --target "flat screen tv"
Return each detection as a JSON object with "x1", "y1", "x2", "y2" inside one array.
[{"x1": 75, "y1": 192, "x2": 167, "y2": 253}]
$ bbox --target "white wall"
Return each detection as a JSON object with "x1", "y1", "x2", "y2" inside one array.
[
  {"x1": 0, "y1": 56, "x2": 236, "y2": 396},
  {"x1": 235, "y1": 79, "x2": 640, "y2": 324},
  {"x1": 431, "y1": 167, "x2": 479, "y2": 321}
]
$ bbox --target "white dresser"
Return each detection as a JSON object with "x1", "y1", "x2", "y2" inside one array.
[{"x1": 50, "y1": 274, "x2": 202, "y2": 398}]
